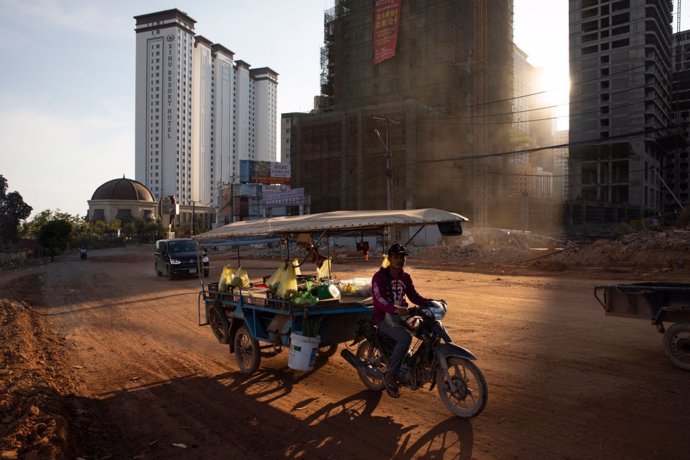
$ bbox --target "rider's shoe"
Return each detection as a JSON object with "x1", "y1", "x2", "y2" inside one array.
[{"x1": 385, "y1": 371, "x2": 400, "y2": 398}]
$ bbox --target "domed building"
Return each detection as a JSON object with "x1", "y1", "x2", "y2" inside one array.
[{"x1": 87, "y1": 177, "x2": 157, "y2": 223}]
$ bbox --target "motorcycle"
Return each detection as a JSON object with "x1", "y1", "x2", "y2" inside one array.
[{"x1": 341, "y1": 300, "x2": 488, "y2": 418}]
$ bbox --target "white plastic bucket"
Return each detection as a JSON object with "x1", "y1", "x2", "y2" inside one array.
[{"x1": 288, "y1": 333, "x2": 321, "y2": 371}]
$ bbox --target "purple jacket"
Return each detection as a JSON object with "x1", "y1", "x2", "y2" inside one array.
[{"x1": 371, "y1": 267, "x2": 430, "y2": 325}]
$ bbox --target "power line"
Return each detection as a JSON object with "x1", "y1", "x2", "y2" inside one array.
[
  {"x1": 424, "y1": 86, "x2": 661, "y2": 126},
  {"x1": 412, "y1": 125, "x2": 680, "y2": 165}
]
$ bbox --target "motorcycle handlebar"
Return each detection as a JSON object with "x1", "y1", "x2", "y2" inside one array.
[{"x1": 407, "y1": 306, "x2": 422, "y2": 317}]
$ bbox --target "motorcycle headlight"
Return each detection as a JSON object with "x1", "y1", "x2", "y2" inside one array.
[
  {"x1": 426, "y1": 300, "x2": 447, "y2": 320},
  {"x1": 170, "y1": 258, "x2": 181, "y2": 265}
]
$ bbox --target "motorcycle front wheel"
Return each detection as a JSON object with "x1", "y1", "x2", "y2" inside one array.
[
  {"x1": 437, "y1": 357, "x2": 488, "y2": 418},
  {"x1": 355, "y1": 341, "x2": 387, "y2": 391}
]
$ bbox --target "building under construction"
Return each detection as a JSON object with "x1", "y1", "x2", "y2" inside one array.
[
  {"x1": 568, "y1": 0, "x2": 675, "y2": 225},
  {"x1": 286, "y1": 0, "x2": 515, "y2": 225}
]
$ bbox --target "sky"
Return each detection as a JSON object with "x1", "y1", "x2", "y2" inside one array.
[{"x1": 0, "y1": 0, "x2": 569, "y2": 219}]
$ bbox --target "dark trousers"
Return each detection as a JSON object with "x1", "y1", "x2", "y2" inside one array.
[{"x1": 379, "y1": 320, "x2": 412, "y2": 376}]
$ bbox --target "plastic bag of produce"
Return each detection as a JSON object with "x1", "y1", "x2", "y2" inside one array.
[
  {"x1": 381, "y1": 254, "x2": 390, "y2": 268},
  {"x1": 276, "y1": 263, "x2": 298, "y2": 299},
  {"x1": 338, "y1": 278, "x2": 371, "y2": 296},
  {"x1": 316, "y1": 257, "x2": 332, "y2": 280},
  {"x1": 218, "y1": 265, "x2": 235, "y2": 293},
  {"x1": 230, "y1": 266, "x2": 250, "y2": 289},
  {"x1": 292, "y1": 258, "x2": 302, "y2": 276},
  {"x1": 265, "y1": 264, "x2": 286, "y2": 292}
]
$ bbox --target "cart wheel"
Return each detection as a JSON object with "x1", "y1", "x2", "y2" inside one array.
[
  {"x1": 317, "y1": 344, "x2": 338, "y2": 358},
  {"x1": 234, "y1": 325, "x2": 260, "y2": 374},
  {"x1": 208, "y1": 302, "x2": 230, "y2": 344},
  {"x1": 663, "y1": 322, "x2": 690, "y2": 371}
]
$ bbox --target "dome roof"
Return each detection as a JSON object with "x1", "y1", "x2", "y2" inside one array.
[{"x1": 91, "y1": 177, "x2": 155, "y2": 202}]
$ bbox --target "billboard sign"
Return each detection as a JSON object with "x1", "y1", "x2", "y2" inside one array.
[
  {"x1": 263, "y1": 188, "x2": 305, "y2": 206},
  {"x1": 240, "y1": 160, "x2": 291, "y2": 185},
  {"x1": 271, "y1": 162, "x2": 291, "y2": 178},
  {"x1": 373, "y1": 0, "x2": 402, "y2": 64}
]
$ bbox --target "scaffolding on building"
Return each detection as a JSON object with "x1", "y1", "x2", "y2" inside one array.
[{"x1": 290, "y1": 1, "x2": 553, "y2": 228}]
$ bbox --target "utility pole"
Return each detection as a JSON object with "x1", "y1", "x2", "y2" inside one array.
[
  {"x1": 191, "y1": 201, "x2": 195, "y2": 235},
  {"x1": 372, "y1": 116, "x2": 400, "y2": 210},
  {"x1": 230, "y1": 181, "x2": 235, "y2": 223},
  {"x1": 215, "y1": 176, "x2": 239, "y2": 226},
  {"x1": 472, "y1": 0, "x2": 488, "y2": 227}
]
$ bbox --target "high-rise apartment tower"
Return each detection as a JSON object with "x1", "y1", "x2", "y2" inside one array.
[
  {"x1": 568, "y1": 0, "x2": 673, "y2": 223},
  {"x1": 134, "y1": 9, "x2": 278, "y2": 210}
]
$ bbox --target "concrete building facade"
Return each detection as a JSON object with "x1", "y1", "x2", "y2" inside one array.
[
  {"x1": 568, "y1": 0, "x2": 674, "y2": 224},
  {"x1": 668, "y1": 29, "x2": 690, "y2": 219}
]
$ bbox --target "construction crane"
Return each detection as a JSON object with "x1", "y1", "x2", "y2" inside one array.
[{"x1": 678, "y1": 0, "x2": 682, "y2": 33}]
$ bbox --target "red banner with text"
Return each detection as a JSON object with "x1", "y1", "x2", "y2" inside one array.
[{"x1": 373, "y1": 0, "x2": 402, "y2": 64}]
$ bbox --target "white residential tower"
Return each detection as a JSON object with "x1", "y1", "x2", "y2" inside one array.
[{"x1": 135, "y1": 9, "x2": 278, "y2": 209}]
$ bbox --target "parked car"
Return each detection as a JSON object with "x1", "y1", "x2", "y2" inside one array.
[{"x1": 154, "y1": 238, "x2": 209, "y2": 279}]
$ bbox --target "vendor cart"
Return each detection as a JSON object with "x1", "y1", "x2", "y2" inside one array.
[
  {"x1": 594, "y1": 282, "x2": 690, "y2": 370},
  {"x1": 194, "y1": 208, "x2": 468, "y2": 374},
  {"x1": 199, "y1": 281, "x2": 373, "y2": 373}
]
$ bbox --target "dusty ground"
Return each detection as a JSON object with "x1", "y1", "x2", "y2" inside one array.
[{"x1": 1, "y1": 239, "x2": 689, "y2": 459}]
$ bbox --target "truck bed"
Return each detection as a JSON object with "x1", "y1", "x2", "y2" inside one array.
[{"x1": 594, "y1": 282, "x2": 690, "y2": 322}]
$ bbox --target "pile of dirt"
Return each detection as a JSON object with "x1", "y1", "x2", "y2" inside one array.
[
  {"x1": 415, "y1": 227, "x2": 562, "y2": 267},
  {"x1": 0, "y1": 270, "x2": 123, "y2": 460},
  {"x1": 539, "y1": 230, "x2": 690, "y2": 272},
  {"x1": 0, "y1": 298, "x2": 79, "y2": 459},
  {"x1": 415, "y1": 228, "x2": 690, "y2": 274}
]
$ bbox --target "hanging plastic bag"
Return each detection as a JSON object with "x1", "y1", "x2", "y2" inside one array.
[
  {"x1": 265, "y1": 264, "x2": 286, "y2": 292},
  {"x1": 381, "y1": 254, "x2": 390, "y2": 268},
  {"x1": 292, "y1": 258, "x2": 302, "y2": 276},
  {"x1": 316, "y1": 257, "x2": 332, "y2": 280},
  {"x1": 230, "y1": 266, "x2": 251, "y2": 289},
  {"x1": 276, "y1": 263, "x2": 298, "y2": 299},
  {"x1": 218, "y1": 265, "x2": 235, "y2": 293}
]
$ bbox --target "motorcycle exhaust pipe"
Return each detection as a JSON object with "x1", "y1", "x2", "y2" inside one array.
[{"x1": 341, "y1": 349, "x2": 384, "y2": 380}]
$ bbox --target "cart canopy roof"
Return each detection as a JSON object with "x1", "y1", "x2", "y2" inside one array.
[{"x1": 194, "y1": 208, "x2": 468, "y2": 240}]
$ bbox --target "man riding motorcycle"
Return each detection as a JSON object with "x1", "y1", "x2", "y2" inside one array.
[{"x1": 371, "y1": 243, "x2": 430, "y2": 398}]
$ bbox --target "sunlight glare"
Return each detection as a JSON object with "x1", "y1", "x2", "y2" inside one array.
[{"x1": 538, "y1": 66, "x2": 570, "y2": 131}]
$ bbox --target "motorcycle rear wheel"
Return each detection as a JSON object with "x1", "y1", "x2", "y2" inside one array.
[
  {"x1": 355, "y1": 341, "x2": 387, "y2": 391},
  {"x1": 437, "y1": 357, "x2": 488, "y2": 418}
]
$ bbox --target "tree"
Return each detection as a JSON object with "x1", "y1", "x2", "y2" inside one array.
[
  {"x1": 0, "y1": 175, "x2": 32, "y2": 247},
  {"x1": 21, "y1": 209, "x2": 81, "y2": 238},
  {"x1": 144, "y1": 220, "x2": 165, "y2": 242},
  {"x1": 38, "y1": 219, "x2": 72, "y2": 262}
]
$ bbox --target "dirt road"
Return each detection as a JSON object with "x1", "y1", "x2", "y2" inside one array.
[{"x1": 3, "y1": 245, "x2": 689, "y2": 459}]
